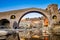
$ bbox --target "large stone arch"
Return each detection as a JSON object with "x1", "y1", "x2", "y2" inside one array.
[{"x1": 18, "y1": 8, "x2": 51, "y2": 27}]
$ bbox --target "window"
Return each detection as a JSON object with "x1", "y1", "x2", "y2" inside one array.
[
  {"x1": 52, "y1": 15, "x2": 57, "y2": 19},
  {"x1": 10, "y1": 15, "x2": 16, "y2": 19}
]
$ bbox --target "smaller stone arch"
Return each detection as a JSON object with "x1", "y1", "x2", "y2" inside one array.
[{"x1": 0, "y1": 19, "x2": 10, "y2": 29}]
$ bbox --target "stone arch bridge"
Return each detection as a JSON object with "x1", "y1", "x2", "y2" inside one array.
[
  {"x1": 0, "y1": 4, "x2": 59, "y2": 28},
  {"x1": 0, "y1": 8, "x2": 50, "y2": 28},
  {"x1": 0, "y1": 4, "x2": 60, "y2": 40}
]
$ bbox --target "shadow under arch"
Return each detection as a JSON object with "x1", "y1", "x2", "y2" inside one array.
[
  {"x1": 0, "y1": 19, "x2": 10, "y2": 29},
  {"x1": 18, "y1": 11, "x2": 49, "y2": 25}
]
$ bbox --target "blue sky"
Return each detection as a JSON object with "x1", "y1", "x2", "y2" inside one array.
[
  {"x1": 0, "y1": 0, "x2": 60, "y2": 12},
  {"x1": 0, "y1": 0, "x2": 60, "y2": 18}
]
